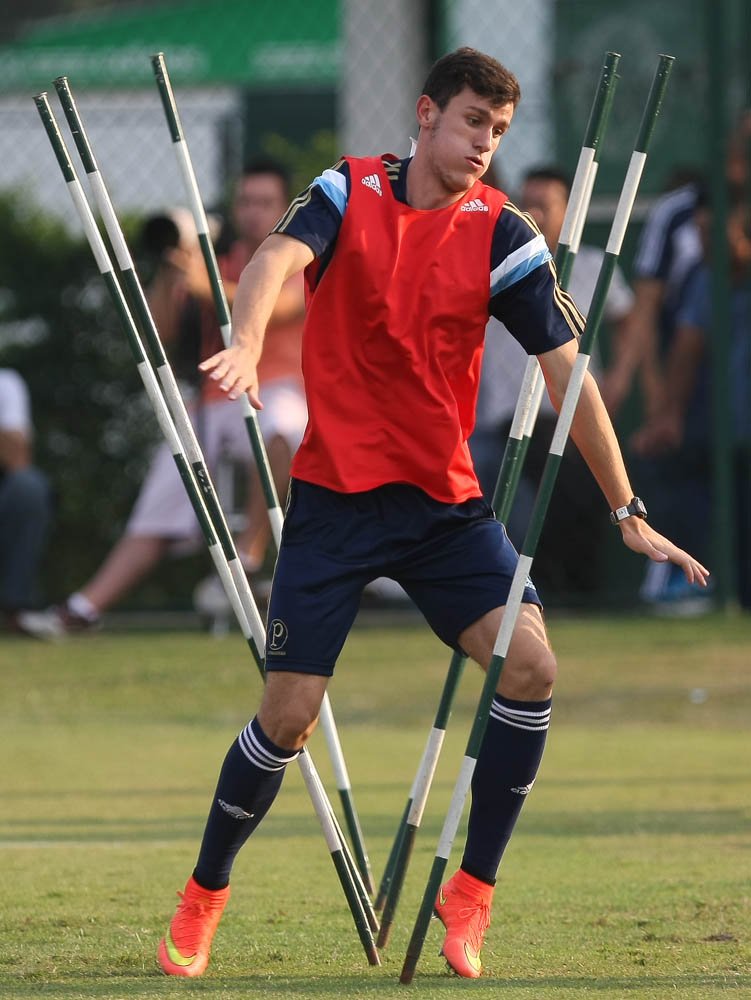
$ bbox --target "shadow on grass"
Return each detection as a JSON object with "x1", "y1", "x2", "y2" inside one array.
[
  {"x1": 0, "y1": 786, "x2": 208, "y2": 800},
  {"x1": 1, "y1": 970, "x2": 748, "y2": 996},
  {"x1": 237, "y1": 971, "x2": 751, "y2": 994},
  {"x1": 341, "y1": 806, "x2": 749, "y2": 839},
  {"x1": 1, "y1": 804, "x2": 748, "y2": 845}
]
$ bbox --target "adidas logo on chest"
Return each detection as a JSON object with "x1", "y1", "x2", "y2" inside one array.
[
  {"x1": 461, "y1": 198, "x2": 489, "y2": 213},
  {"x1": 362, "y1": 173, "x2": 382, "y2": 196}
]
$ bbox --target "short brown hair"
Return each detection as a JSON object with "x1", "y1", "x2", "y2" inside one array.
[
  {"x1": 421, "y1": 47, "x2": 521, "y2": 111},
  {"x1": 241, "y1": 157, "x2": 292, "y2": 200}
]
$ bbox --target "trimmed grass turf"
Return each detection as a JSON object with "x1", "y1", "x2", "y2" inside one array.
[{"x1": 1, "y1": 613, "x2": 750, "y2": 998}]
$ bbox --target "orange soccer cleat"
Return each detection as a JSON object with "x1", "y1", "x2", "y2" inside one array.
[
  {"x1": 434, "y1": 868, "x2": 494, "y2": 978},
  {"x1": 157, "y1": 876, "x2": 230, "y2": 977}
]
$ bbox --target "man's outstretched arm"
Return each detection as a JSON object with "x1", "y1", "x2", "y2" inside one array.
[
  {"x1": 198, "y1": 233, "x2": 314, "y2": 407},
  {"x1": 538, "y1": 337, "x2": 709, "y2": 587}
]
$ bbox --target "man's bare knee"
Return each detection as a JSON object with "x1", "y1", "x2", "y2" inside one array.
[
  {"x1": 501, "y1": 644, "x2": 557, "y2": 699},
  {"x1": 257, "y1": 671, "x2": 328, "y2": 749},
  {"x1": 261, "y1": 708, "x2": 319, "y2": 749},
  {"x1": 459, "y1": 604, "x2": 556, "y2": 701}
]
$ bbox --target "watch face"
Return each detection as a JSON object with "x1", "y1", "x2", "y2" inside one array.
[{"x1": 610, "y1": 498, "x2": 647, "y2": 524}]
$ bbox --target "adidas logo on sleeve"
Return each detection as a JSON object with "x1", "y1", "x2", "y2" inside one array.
[
  {"x1": 362, "y1": 173, "x2": 383, "y2": 196},
  {"x1": 461, "y1": 198, "x2": 489, "y2": 212}
]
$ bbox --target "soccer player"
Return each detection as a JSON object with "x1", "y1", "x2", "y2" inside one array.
[{"x1": 158, "y1": 47, "x2": 709, "y2": 979}]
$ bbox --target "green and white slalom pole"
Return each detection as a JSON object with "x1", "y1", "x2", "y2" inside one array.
[
  {"x1": 54, "y1": 74, "x2": 380, "y2": 949},
  {"x1": 150, "y1": 51, "x2": 374, "y2": 898},
  {"x1": 33, "y1": 94, "x2": 253, "y2": 649},
  {"x1": 556, "y1": 51, "x2": 621, "y2": 287},
  {"x1": 400, "y1": 54, "x2": 674, "y2": 984},
  {"x1": 53, "y1": 73, "x2": 380, "y2": 952},
  {"x1": 150, "y1": 53, "x2": 283, "y2": 539},
  {"x1": 373, "y1": 50, "x2": 621, "y2": 946},
  {"x1": 53, "y1": 74, "x2": 249, "y2": 624},
  {"x1": 494, "y1": 50, "x2": 620, "y2": 526},
  {"x1": 374, "y1": 648, "x2": 465, "y2": 940},
  {"x1": 35, "y1": 91, "x2": 380, "y2": 968}
]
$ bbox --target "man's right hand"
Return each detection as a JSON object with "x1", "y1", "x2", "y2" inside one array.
[{"x1": 198, "y1": 344, "x2": 262, "y2": 407}]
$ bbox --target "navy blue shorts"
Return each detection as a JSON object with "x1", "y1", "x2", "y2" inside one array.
[{"x1": 264, "y1": 479, "x2": 541, "y2": 676}]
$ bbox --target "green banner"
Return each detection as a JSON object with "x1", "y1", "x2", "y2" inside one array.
[{"x1": 0, "y1": 0, "x2": 339, "y2": 90}]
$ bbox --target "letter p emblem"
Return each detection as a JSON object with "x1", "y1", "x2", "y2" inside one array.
[{"x1": 268, "y1": 618, "x2": 288, "y2": 651}]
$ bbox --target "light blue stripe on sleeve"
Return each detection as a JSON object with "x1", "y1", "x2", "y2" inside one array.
[
  {"x1": 313, "y1": 168, "x2": 349, "y2": 218},
  {"x1": 490, "y1": 234, "x2": 552, "y2": 296}
]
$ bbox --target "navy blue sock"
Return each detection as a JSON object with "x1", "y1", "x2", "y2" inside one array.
[
  {"x1": 461, "y1": 694, "x2": 552, "y2": 885},
  {"x1": 193, "y1": 717, "x2": 299, "y2": 890}
]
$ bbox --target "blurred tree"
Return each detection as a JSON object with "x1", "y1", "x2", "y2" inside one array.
[
  {"x1": 0, "y1": 191, "x2": 162, "y2": 602},
  {"x1": 0, "y1": 126, "x2": 339, "y2": 611},
  {"x1": 260, "y1": 130, "x2": 338, "y2": 196}
]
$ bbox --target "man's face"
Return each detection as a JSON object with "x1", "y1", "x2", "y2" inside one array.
[
  {"x1": 232, "y1": 173, "x2": 289, "y2": 247},
  {"x1": 417, "y1": 86, "x2": 514, "y2": 194},
  {"x1": 697, "y1": 203, "x2": 751, "y2": 274},
  {"x1": 520, "y1": 177, "x2": 568, "y2": 250}
]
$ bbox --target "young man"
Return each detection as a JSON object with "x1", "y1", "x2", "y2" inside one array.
[
  {"x1": 158, "y1": 48, "x2": 708, "y2": 980},
  {"x1": 17, "y1": 160, "x2": 306, "y2": 637}
]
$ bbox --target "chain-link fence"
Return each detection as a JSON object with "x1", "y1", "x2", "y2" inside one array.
[
  {"x1": 0, "y1": 1, "x2": 558, "y2": 225},
  {"x1": 5, "y1": 1, "x2": 747, "y2": 231},
  {"x1": 1, "y1": 88, "x2": 242, "y2": 228}
]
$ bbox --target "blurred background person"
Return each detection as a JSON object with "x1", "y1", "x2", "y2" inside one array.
[
  {"x1": 195, "y1": 159, "x2": 307, "y2": 581},
  {"x1": 621, "y1": 170, "x2": 705, "y2": 610},
  {"x1": 631, "y1": 188, "x2": 751, "y2": 610},
  {"x1": 470, "y1": 165, "x2": 635, "y2": 597},
  {"x1": 604, "y1": 168, "x2": 705, "y2": 423},
  {"x1": 0, "y1": 367, "x2": 52, "y2": 631},
  {"x1": 18, "y1": 158, "x2": 307, "y2": 637},
  {"x1": 625, "y1": 110, "x2": 750, "y2": 609}
]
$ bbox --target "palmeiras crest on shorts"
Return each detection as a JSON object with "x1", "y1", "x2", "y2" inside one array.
[{"x1": 268, "y1": 618, "x2": 289, "y2": 651}]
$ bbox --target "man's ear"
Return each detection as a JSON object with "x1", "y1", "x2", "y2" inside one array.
[{"x1": 415, "y1": 94, "x2": 435, "y2": 128}]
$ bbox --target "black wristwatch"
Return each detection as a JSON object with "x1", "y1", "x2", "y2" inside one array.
[{"x1": 609, "y1": 496, "x2": 648, "y2": 525}]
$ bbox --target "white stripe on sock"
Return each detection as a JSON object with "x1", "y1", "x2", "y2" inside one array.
[
  {"x1": 493, "y1": 703, "x2": 552, "y2": 719},
  {"x1": 490, "y1": 702, "x2": 551, "y2": 731},
  {"x1": 238, "y1": 724, "x2": 299, "y2": 771}
]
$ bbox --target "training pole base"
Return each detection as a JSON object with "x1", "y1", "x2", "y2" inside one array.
[
  {"x1": 376, "y1": 922, "x2": 391, "y2": 950},
  {"x1": 399, "y1": 958, "x2": 417, "y2": 985}
]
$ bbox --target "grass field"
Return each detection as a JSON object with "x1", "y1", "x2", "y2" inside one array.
[{"x1": 1, "y1": 613, "x2": 750, "y2": 999}]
